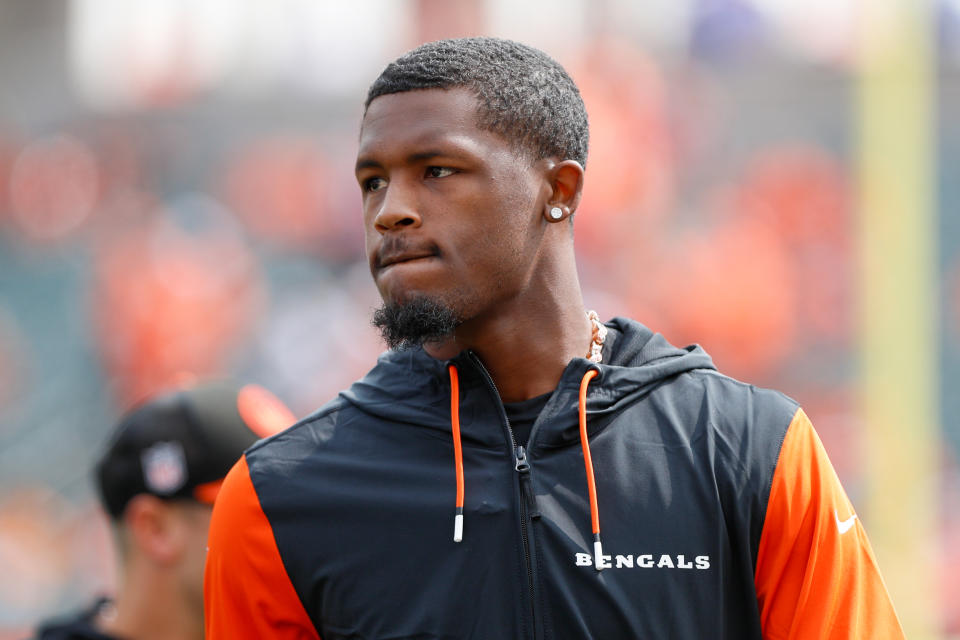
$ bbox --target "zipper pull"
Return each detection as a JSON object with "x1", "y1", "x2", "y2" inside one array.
[
  {"x1": 515, "y1": 446, "x2": 540, "y2": 519},
  {"x1": 515, "y1": 445, "x2": 530, "y2": 473}
]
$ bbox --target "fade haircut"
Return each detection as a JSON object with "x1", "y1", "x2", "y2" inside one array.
[{"x1": 365, "y1": 37, "x2": 589, "y2": 168}]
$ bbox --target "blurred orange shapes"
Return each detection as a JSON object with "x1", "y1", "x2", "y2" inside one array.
[
  {"x1": 222, "y1": 138, "x2": 343, "y2": 252},
  {"x1": 572, "y1": 38, "x2": 675, "y2": 257},
  {"x1": 646, "y1": 213, "x2": 797, "y2": 381},
  {"x1": 0, "y1": 133, "x2": 20, "y2": 224},
  {"x1": 89, "y1": 126, "x2": 150, "y2": 207},
  {"x1": 92, "y1": 216, "x2": 263, "y2": 406},
  {"x1": 735, "y1": 146, "x2": 852, "y2": 342},
  {"x1": 620, "y1": 143, "x2": 851, "y2": 381},
  {"x1": 236, "y1": 383, "x2": 297, "y2": 438},
  {"x1": 8, "y1": 135, "x2": 100, "y2": 243},
  {"x1": 737, "y1": 144, "x2": 849, "y2": 246}
]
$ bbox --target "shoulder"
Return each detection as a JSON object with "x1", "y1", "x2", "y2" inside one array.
[
  {"x1": 649, "y1": 367, "x2": 801, "y2": 496},
  {"x1": 686, "y1": 368, "x2": 799, "y2": 434},
  {"x1": 691, "y1": 369, "x2": 798, "y2": 477},
  {"x1": 604, "y1": 316, "x2": 798, "y2": 441},
  {"x1": 642, "y1": 363, "x2": 800, "y2": 446},
  {"x1": 663, "y1": 370, "x2": 807, "y2": 560},
  {"x1": 235, "y1": 395, "x2": 354, "y2": 499},
  {"x1": 249, "y1": 395, "x2": 349, "y2": 454},
  {"x1": 244, "y1": 348, "x2": 450, "y2": 473},
  {"x1": 205, "y1": 456, "x2": 320, "y2": 637}
]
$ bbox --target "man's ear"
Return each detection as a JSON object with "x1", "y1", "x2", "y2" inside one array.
[
  {"x1": 123, "y1": 494, "x2": 183, "y2": 566},
  {"x1": 542, "y1": 160, "x2": 584, "y2": 223}
]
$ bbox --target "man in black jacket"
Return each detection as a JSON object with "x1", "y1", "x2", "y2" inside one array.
[
  {"x1": 33, "y1": 382, "x2": 292, "y2": 640},
  {"x1": 205, "y1": 37, "x2": 904, "y2": 639}
]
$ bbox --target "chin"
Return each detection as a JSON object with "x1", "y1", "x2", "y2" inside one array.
[
  {"x1": 375, "y1": 260, "x2": 448, "y2": 300},
  {"x1": 371, "y1": 294, "x2": 461, "y2": 350},
  {"x1": 379, "y1": 283, "x2": 440, "y2": 307}
]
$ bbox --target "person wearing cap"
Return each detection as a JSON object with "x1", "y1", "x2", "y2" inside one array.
[{"x1": 32, "y1": 381, "x2": 294, "y2": 640}]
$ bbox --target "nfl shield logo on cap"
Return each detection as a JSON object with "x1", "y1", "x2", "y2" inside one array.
[{"x1": 141, "y1": 441, "x2": 188, "y2": 495}]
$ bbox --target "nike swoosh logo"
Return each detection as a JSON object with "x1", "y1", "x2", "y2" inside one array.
[{"x1": 835, "y1": 510, "x2": 857, "y2": 534}]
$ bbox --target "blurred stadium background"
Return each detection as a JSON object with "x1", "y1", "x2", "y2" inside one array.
[{"x1": 0, "y1": 0, "x2": 957, "y2": 637}]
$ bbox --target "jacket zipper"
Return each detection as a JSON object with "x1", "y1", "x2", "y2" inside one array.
[
  {"x1": 467, "y1": 352, "x2": 539, "y2": 640},
  {"x1": 516, "y1": 446, "x2": 540, "y2": 519}
]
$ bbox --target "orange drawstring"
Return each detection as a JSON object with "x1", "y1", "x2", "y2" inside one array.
[
  {"x1": 448, "y1": 365, "x2": 464, "y2": 542},
  {"x1": 578, "y1": 368, "x2": 604, "y2": 570},
  {"x1": 448, "y1": 364, "x2": 601, "y2": 560}
]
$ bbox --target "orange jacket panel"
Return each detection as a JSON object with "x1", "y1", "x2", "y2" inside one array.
[
  {"x1": 204, "y1": 454, "x2": 321, "y2": 640},
  {"x1": 754, "y1": 409, "x2": 905, "y2": 639}
]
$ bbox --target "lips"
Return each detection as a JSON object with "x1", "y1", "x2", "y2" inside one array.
[
  {"x1": 374, "y1": 239, "x2": 438, "y2": 270},
  {"x1": 377, "y1": 251, "x2": 436, "y2": 269}
]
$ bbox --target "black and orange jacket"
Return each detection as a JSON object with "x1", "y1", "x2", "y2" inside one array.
[{"x1": 205, "y1": 318, "x2": 904, "y2": 639}]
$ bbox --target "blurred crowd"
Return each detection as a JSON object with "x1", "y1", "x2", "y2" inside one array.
[{"x1": 2, "y1": 0, "x2": 960, "y2": 637}]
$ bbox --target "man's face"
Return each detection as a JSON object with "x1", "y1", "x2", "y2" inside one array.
[{"x1": 356, "y1": 88, "x2": 548, "y2": 332}]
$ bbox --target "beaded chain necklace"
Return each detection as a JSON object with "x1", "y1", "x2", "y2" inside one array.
[{"x1": 585, "y1": 310, "x2": 607, "y2": 363}]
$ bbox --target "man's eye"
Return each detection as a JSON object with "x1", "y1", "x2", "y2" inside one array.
[
  {"x1": 364, "y1": 177, "x2": 387, "y2": 192},
  {"x1": 426, "y1": 167, "x2": 455, "y2": 179}
]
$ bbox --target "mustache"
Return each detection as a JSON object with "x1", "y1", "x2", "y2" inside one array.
[{"x1": 374, "y1": 237, "x2": 439, "y2": 269}]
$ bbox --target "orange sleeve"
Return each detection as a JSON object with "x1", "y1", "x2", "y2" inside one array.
[
  {"x1": 204, "y1": 454, "x2": 321, "y2": 640},
  {"x1": 754, "y1": 409, "x2": 904, "y2": 639}
]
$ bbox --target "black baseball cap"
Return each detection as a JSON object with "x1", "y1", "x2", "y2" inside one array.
[{"x1": 96, "y1": 381, "x2": 295, "y2": 518}]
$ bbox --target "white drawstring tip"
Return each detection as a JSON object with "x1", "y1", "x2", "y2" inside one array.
[
  {"x1": 594, "y1": 540, "x2": 604, "y2": 571},
  {"x1": 454, "y1": 514, "x2": 463, "y2": 542}
]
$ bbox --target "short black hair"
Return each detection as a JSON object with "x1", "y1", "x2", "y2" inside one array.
[{"x1": 366, "y1": 37, "x2": 589, "y2": 168}]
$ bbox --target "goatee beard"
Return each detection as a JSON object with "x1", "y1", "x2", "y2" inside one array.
[{"x1": 371, "y1": 297, "x2": 460, "y2": 350}]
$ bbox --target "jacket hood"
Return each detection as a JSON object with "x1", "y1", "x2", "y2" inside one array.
[
  {"x1": 598, "y1": 316, "x2": 714, "y2": 386},
  {"x1": 578, "y1": 317, "x2": 715, "y2": 419},
  {"x1": 339, "y1": 317, "x2": 715, "y2": 444}
]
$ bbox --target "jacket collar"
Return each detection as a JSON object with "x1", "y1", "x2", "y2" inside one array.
[{"x1": 340, "y1": 317, "x2": 716, "y2": 450}]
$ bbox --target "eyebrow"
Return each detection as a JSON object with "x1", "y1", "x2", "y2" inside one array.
[{"x1": 354, "y1": 149, "x2": 464, "y2": 174}]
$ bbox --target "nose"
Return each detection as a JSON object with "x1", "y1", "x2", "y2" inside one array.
[{"x1": 373, "y1": 183, "x2": 421, "y2": 234}]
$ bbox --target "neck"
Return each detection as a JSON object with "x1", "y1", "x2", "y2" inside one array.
[
  {"x1": 426, "y1": 245, "x2": 593, "y2": 403},
  {"x1": 102, "y1": 563, "x2": 204, "y2": 640}
]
